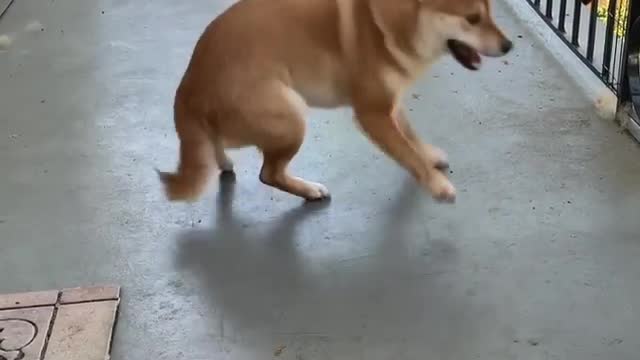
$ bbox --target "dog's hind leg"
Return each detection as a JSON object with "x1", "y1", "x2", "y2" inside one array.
[
  {"x1": 259, "y1": 141, "x2": 330, "y2": 201},
  {"x1": 256, "y1": 86, "x2": 330, "y2": 201}
]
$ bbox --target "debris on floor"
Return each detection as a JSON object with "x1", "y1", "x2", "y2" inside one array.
[
  {"x1": 594, "y1": 90, "x2": 618, "y2": 121},
  {"x1": 274, "y1": 344, "x2": 287, "y2": 357},
  {"x1": 527, "y1": 338, "x2": 541, "y2": 347},
  {"x1": 24, "y1": 20, "x2": 44, "y2": 33}
]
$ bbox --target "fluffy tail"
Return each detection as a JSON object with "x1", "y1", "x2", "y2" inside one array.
[
  {"x1": 157, "y1": 101, "x2": 214, "y2": 202},
  {"x1": 156, "y1": 161, "x2": 211, "y2": 202}
]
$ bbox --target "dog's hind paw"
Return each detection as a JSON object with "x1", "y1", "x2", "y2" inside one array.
[{"x1": 304, "y1": 181, "x2": 331, "y2": 201}]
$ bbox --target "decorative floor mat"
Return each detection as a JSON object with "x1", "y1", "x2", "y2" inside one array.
[{"x1": 0, "y1": 285, "x2": 120, "y2": 360}]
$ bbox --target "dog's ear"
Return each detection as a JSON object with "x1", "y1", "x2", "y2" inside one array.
[{"x1": 368, "y1": 0, "x2": 421, "y2": 42}]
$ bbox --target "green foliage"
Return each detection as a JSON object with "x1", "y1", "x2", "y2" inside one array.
[{"x1": 597, "y1": 0, "x2": 630, "y2": 37}]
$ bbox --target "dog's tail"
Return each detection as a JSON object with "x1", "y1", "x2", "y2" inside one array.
[{"x1": 157, "y1": 100, "x2": 215, "y2": 202}]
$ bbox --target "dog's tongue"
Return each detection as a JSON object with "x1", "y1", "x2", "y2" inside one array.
[
  {"x1": 460, "y1": 44, "x2": 481, "y2": 70},
  {"x1": 447, "y1": 40, "x2": 481, "y2": 71},
  {"x1": 458, "y1": 47, "x2": 481, "y2": 70}
]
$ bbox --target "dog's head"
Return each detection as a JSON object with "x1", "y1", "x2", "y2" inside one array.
[
  {"x1": 423, "y1": 0, "x2": 512, "y2": 70},
  {"x1": 369, "y1": 0, "x2": 512, "y2": 71},
  {"x1": 421, "y1": 0, "x2": 592, "y2": 69}
]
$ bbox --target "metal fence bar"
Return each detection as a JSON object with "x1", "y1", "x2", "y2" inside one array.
[
  {"x1": 602, "y1": 0, "x2": 619, "y2": 78},
  {"x1": 612, "y1": 13, "x2": 622, "y2": 84},
  {"x1": 587, "y1": 0, "x2": 600, "y2": 60},
  {"x1": 571, "y1": 0, "x2": 583, "y2": 46},
  {"x1": 558, "y1": 0, "x2": 569, "y2": 32},
  {"x1": 546, "y1": 0, "x2": 555, "y2": 17}
]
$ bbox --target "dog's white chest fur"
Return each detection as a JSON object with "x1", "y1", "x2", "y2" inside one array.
[{"x1": 295, "y1": 78, "x2": 349, "y2": 109}]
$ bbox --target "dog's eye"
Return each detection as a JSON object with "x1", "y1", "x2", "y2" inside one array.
[{"x1": 465, "y1": 13, "x2": 481, "y2": 25}]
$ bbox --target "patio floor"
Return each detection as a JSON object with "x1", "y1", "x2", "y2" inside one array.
[{"x1": 1, "y1": 0, "x2": 639, "y2": 359}]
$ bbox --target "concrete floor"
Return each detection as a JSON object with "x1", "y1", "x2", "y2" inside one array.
[{"x1": 1, "y1": 0, "x2": 640, "y2": 359}]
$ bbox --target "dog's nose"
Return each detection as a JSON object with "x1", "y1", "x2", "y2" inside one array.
[{"x1": 501, "y1": 39, "x2": 513, "y2": 54}]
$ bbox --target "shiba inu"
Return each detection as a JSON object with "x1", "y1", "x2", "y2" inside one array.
[{"x1": 159, "y1": 0, "x2": 514, "y2": 203}]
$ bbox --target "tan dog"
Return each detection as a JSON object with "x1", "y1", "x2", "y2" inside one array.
[{"x1": 158, "y1": 0, "x2": 512, "y2": 203}]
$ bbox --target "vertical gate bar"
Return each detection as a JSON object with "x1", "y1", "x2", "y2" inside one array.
[
  {"x1": 559, "y1": 0, "x2": 569, "y2": 32},
  {"x1": 572, "y1": 0, "x2": 583, "y2": 45},
  {"x1": 535, "y1": 0, "x2": 541, "y2": 9},
  {"x1": 602, "y1": 0, "x2": 619, "y2": 79},
  {"x1": 546, "y1": 0, "x2": 554, "y2": 17},
  {"x1": 612, "y1": 16, "x2": 622, "y2": 86},
  {"x1": 587, "y1": 0, "x2": 599, "y2": 60}
]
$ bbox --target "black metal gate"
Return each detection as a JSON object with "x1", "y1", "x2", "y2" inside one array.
[
  {"x1": 525, "y1": 0, "x2": 639, "y2": 132},
  {"x1": 525, "y1": 0, "x2": 634, "y2": 93}
]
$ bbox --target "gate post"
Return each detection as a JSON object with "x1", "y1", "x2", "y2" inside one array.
[
  {"x1": 618, "y1": 0, "x2": 640, "y2": 114},
  {"x1": 618, "y1": 0, "x2": 640, "y2": 123}
]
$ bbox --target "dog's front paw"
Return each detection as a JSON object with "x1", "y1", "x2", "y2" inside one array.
[{"x1": 427, "y1": 173, "x2": 456, "y2": 203}]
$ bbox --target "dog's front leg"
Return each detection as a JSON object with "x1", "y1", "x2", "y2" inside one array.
[
  {"x1": 354, "y1": 106, "x2": 456, "y2": 202},
  {"x1": 394, "y1": 109, "x2": 450, "y2": 170}
]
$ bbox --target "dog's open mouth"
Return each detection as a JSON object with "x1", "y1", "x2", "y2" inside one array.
[{"x1": 447, "y1": 40, "x2": 481, "y2": 71}]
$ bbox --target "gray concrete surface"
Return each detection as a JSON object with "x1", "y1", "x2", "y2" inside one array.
[{"x1": 1, "y1": 0, "x2": 640, "y2": 359}]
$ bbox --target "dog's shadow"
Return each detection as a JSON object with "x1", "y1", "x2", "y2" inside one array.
[{"x1": 174, "y1": 173, "x2": 487, "y2": 353}]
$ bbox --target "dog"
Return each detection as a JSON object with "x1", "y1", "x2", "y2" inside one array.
[{"x1": 158, "y1": 0, "x2": 513, "y2": 203}]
